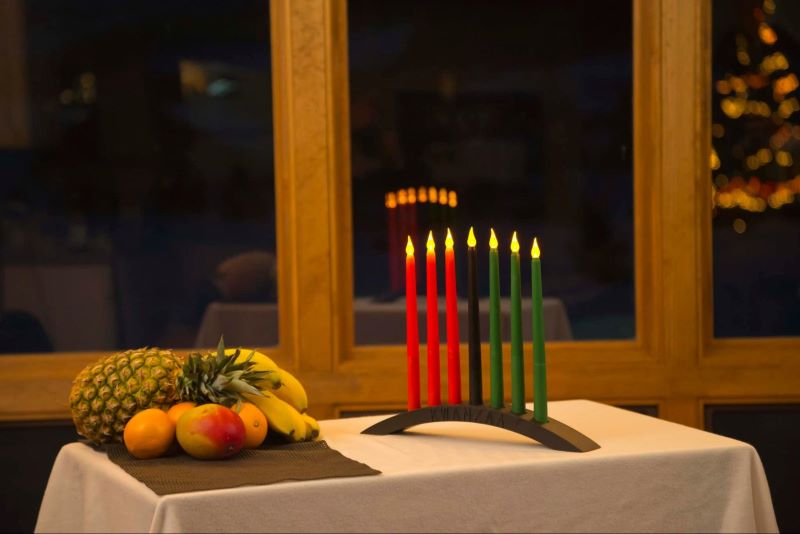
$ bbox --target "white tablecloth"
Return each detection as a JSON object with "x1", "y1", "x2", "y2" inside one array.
[
  {"x1": 194, "y1": 297, "x2": 572, "y2": 348},
  {"x1": 36, "y1": 400, "x2": 777, "y2": 533}
]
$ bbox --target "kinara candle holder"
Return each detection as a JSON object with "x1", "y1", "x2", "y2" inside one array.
[
  {"x1": 361, "y1": 403, "x2": 600, "y2": 453},
  {"x1": 389, "y1": 228, "x2": 598, "y2": 453}
]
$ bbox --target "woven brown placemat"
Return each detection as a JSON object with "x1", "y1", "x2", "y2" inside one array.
[{"x1": 91, "y1": 441, "x2": 380, "y2": 496}]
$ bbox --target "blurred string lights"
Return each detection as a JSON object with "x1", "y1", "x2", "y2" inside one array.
[{"x1": 712, "y1": 0, "x2": 800, "y2": 229}]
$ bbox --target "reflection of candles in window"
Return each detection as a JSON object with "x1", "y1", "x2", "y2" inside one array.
[
  {"x1": 397, "y1": 189, "x2": 409, "y2": 294},
  {"x1": 447, "y1": 190, "x2": 458, "y2": 228},
  {"x1": 427, "y1": 186, "x2": 437, "y2": 230},
  {"x1": 438, "y1": 187, "x2": 447, "y2": 230},
  {"x1": 407, "y1": 187, "x2": 418, "y2": 246},
  {"x1": 386, "y1": 192, "x2": 400, "y2": 294},
  {"x1": 418, "y1": 186, "x2": 428, "y2": 235},
  {"x1": 427, "y1": 186, "x2": 437, "y2": 202}
]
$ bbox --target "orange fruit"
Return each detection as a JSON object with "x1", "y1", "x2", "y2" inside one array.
[
  {"x1": 236, "y1": 402, "x2": 268, "y2": 448},
  {"x1": 123, "y1": 408, "x2": 175, "y2": 459},
  {"x1": 167, "y1": 402, "x2": 197, "y2": 425}
]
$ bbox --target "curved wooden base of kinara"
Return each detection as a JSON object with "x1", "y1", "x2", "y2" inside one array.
[{"x1": 361, "y1": 404, "x2": 601, "y2": 453}]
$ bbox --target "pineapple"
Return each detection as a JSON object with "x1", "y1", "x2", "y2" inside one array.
[{"x1": 69, "y1": 340, "x2": 267, "y2": 444}]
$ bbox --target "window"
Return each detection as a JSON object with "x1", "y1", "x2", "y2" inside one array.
[
  {"x1": 0, "y1": 0, "x2": 277, "y2": 353},
  {"x1": 349, "y1": 0, "x2": 634, "y2": 344},
  {"x1": 712, "y1": 0, "x2": 800, "y2": 337}
]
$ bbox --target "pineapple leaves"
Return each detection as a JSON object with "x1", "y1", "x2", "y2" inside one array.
[{"x1": 178, "y1": 336, "x2": 266, "y2": 407}]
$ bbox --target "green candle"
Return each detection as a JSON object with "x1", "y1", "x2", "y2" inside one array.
[
  {"x1": 531, "y1": 238, "x2": 548, "y2": 422},
  {"x1": 489, "y1": 229, "x2": 504, "y2": 408},
  {"x1": 509, "y1": 232, "x2": 524, "y2": 415}
]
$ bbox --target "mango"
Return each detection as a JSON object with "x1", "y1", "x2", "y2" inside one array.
[{"x1": 176, "y1": 404, "x2": 246, "y2": 460}]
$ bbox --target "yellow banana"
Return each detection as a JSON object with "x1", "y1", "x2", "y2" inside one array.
[
  {"x1": 273, "y1": 368, "x2": 309, "y2": 413},
  {"x1": 301, "y1": 413, "x2": 320, "y2": 440},
  {"x1": 285, "y1": 403, "x2": 308, "y2": 443},
  {"x1": 243, "y1": 391, "x2": 306, "y2": 441},
  {"x1": 229, "y1": 348, "x2": 282, "y2": 390}
]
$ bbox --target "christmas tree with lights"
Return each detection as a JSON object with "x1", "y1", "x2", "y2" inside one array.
[{"x1": 712, "y1": 0, "x2": 800, "y2": 215}]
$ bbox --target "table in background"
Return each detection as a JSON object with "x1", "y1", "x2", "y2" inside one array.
[
  {"x1": 2, "y1": 263, "x2": 117, "y2": 351},
  {"x1": 194, "y1": 297, "x2": 572, "y2": 347},
  {"x1": 36, "y1": 400, "x2": 777, "y2": 533}
]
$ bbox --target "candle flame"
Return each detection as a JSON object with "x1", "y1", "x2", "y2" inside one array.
[
  {"x1": 489, "y1": 228, "x2": 498, "y2": 249},
  {"x1": 467, "y1": 227, "x2": 476, "y2": 247},
  {"x1": 445, "y1": 228, "x2": 454, "y2": 249},
  {"x1": 438, "y1": 187, "x2": 448, "y2": 205},
  {"x1": 531, "y1": 237, "x2": 541, "y2": 259},
  {"x1": 427, "y1": 230, "x2": 435, "y2": 252},
  {"x1": 406, "y1": 236, "x2": 414, "y2": 256},
  {"x1": 510, "y1": 232, "x2": 520, "y2": 253}
]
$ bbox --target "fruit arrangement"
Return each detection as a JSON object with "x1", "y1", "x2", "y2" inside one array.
[{"x1": 69, "y1": 338, "x2": 321, "y2": 460}]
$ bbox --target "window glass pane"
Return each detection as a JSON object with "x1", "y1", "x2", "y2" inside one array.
[
  {"x1": 349, "y1": 0, "x2": 633, "y2": 344},
  {"x1": 712, "y1": 0, "x2": 800, "y2": 337},
  {"x1": 0, "y1": 0, "x2": 277, "y2": 353}
]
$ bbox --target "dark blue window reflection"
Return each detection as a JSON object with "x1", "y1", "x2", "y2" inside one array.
[
  {"x1": 0, "y1": 0, "x2": 276, "y2": 352},
  {"x1": 349, "y1": 0, "x2": 634, "y2": 342}
]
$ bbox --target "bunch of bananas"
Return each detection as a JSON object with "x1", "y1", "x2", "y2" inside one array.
[{"x1": 229, "y1": 349, "x2": 320, "y2": 442}]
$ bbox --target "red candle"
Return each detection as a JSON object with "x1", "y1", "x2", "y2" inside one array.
[
  {"x1": 425, "y1": 231, "x2": 441, "y2": 406},
  {"x1": 444, "y1": 228, "x2": 461, "y2": 404},
  {"x1": 405, "y1": 236, "x2": 420, "y2": 410}
]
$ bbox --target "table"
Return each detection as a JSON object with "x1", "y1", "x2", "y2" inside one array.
[
  {"x1": 36, "y1": 400, "x2": 777, "y2": 533},
  {"x1": 194, "y1": 297, "x2": 572, "y2": 347}
]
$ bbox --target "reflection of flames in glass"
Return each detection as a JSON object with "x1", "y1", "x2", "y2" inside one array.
[
  {"x1": 438, "y1": 188, "x2": 448, "y2": 206},
  {"x1": 385, "y1": 186, "x2": 457, "y2": 292},
  {"x1": 384, "y1": 186, "x2": 457, "y2": 208}
]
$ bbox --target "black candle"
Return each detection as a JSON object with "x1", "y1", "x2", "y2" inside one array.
[{"x1": 467, "y1": 227, "x2": 483, "y2": 405}]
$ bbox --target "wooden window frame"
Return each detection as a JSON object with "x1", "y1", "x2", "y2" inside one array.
[{"x1": 2, "y1": 0, "x2": 798, "y2": 426}]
